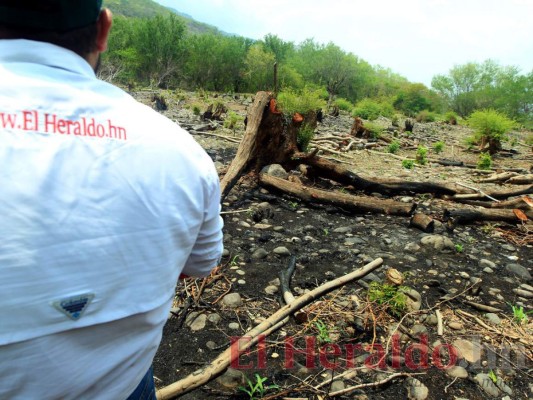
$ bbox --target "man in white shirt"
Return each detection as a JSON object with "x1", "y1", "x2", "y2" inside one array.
[{"x1": 0, "y1": 1, "x2": 224, "y2": 399}]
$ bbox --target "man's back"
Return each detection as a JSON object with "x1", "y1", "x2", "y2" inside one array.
[{"x1": 0, "y1": 39, "x2": 223, "y2": 399}]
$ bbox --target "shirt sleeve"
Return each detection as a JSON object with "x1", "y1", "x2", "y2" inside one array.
[{"x1": 181, "y1": 167, "x2": 224, "y2": 278}]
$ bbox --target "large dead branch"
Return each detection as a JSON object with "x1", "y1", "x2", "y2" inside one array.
[
  {"x1": 292, "y1": 152, "x2": 461, "y2": 196},
  {"x1": 259, "y1": 173, "x2": 416, "y2": 216},
  {"x1": 155, "y1": 258, "x2": 384, "y2": 399},
  {"x1": 445, "y1": 208, "x2": 533, "y2": 225}
]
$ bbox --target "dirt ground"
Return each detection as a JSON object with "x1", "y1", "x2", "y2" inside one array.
[{"x1": 132, "y1": 90, "x2": 532, "y2": 400}]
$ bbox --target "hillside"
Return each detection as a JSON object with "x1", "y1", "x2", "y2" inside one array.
[{"x1": 103, "y1": 0, "x2": 223, "y2": 35}]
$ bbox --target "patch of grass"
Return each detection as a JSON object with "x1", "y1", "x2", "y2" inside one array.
[
  {"x1": 454, "y1": 243, "x2": 463, "y2": 253},
  {"x1": 388, "y1": 140, "x2": 401, "y2": 154},
  {"x1": 416, "y1": 110, "x2": 437, "y2": 122},
  {"x1": 433, "y1": 141, "x2": 445, "y2": 154},
  {"x1": 239, "y1": 374, "x2": 279, "y2": 400},
  {"x1": 368, "y1": 282, "x2": 408, "y2": 317},
  {"x1": 224, "y1": 111, "x2": 244, "y2": 130},
  {"x1": 477, "y1": 152, "x2": 492, "y2": 170},
  {"x1": 510, "y1": 304, "x2": 530, "y2": 325},
  {"x1": 314, "y1": 320, "x2": 332, "y2": 344},
  {"x1": 402, "y1": 159, "x2": 415, "y2": 169},
  {"x1": 192, "y1": 103, "x2": 201, "y2": 116},
  {"x1": 297, "y1": 124, "x2": 315, "y2": 152},
  {"x1": 416, "y1": 146, "x2": 428, "y2": 165}
]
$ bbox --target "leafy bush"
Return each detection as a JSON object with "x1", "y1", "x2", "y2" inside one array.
[
  {"x1": 388, "y1": 140, "x2": 401, "y2": 154},
  {"x1": 444, "y1": 111, "x2": 458, "y2": 125},
  {"x1": 352, "y1": 98, "x2": 382, "y2": 120},
  {"x1": 335, "y1": 98, "x2": 353, "y2": 112},
  {"x1": 525, "y1": 133, "x2": 533, "y2": 146},
  {"x1": 467, "y1": 109, "x2": 515, "y2": 154},
  {"x1": 379, "y1": 101, "x2": 396, "y2": 118},
  {"x1": 368, "y1": 282, "x2": 408, "y2": 317},
  {"x1": 192, "y1": 104, "x2": 201, "y2": 116},
  {"x1": 416, "y1": 146, "x2": 428, "y2": 165},
  {"x1": 277, "y1": 87, "x2": 326, "y2": 116},
  {"x1": 433, "y1": 141, "x2": 445, "y2": 154},
  {"x1": 477, "y1": 152, "x2": 492, "y2": 170},
  {"x1": 416, "y1": 110, "x2": 437, "y2": 122},
  {"x1": 402, "y1": 159, "x2": 415, "y2": 169},
  {"x1": 224, "y1": 111, "x2": 244, "y2": 129},
  {"x1": 297, "y1": 124, "x2": 315, "y2": 151},
  {"x1": 364, "y1": 122, "x2": 383, "y2": 139}
]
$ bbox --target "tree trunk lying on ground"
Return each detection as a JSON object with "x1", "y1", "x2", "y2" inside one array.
[{"x1": 218, "y1": 91, "x2": 533, "y2": 225}]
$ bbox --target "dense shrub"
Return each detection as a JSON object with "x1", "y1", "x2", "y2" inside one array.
[
  {"x1": 444, "y1": 111, "x2": 458, "y2": 125},
  {"x1": 467, "y1": 109, "x2": 515, "y2": 154},
  {"x1": 335, "y1": 98, "x2": 353, "y2": 112},
  {"x1": 297, "y1": 124, "x2": 315, "y2": 151},
  {"x1": 388, "y1": 140, "x2": 401, "y2": 154},
  {"x1": 416, "y1": 146, "x2": 428, "y2": 165},
  {"x1": 477, "y1": 152, "x2": 492, "y2": 170},
  {"x1": 277, "y1": 87, "x2": 326, "y2": 116},
  {"x1": 352, "y1": 98, "x2": 382, "y2": 120},
  {"x1": 433, "y1": 141, "x2": 445, "y2": 154},
  {"x1": 416, "y1": 110, "x2": 437, "y2": 122}
]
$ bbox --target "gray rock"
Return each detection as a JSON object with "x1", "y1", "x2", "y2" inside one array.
[
  {"x1": 404, "y1": 242, "x2": 421, "y2": 252},
  {"x1": 333, "y1": 226, "x2": 352, "y2": 233},
  {"x1": 273, "y1": 246, "x2": 291, "y2": 256},
  {"x1": 505, "y1": 263, "x2": 532, "y2": 280},
  {"x1": 264, "y1": 285, "x2": 278, "y2": 295},
  {"x1": 448, "y1": 321, "x2": 463, "y2": 330},
  {"x1": 207, "y1": 313, "x2": 221, "y2": 324},
  {"x1": 251, "y1": 248, "x2": 269, "y2": 259},
  {"x1": 216, "y1": 368, "x2": 245, "y2": 389},
  {"x1": 485, "y1": 313, "x2": 502, "y2": 325},
  {"x1": 474, "y1": 373, "x2": 500, "y2": 397},
  {"x1": 222, "y1": 293, "x2": 243, "y2": 308},
  {"x1": 222, "y1": 248, "x2": 230, "y2": 257},
  {"x1": 495, "y1": 377, "x2": 513, "y2": 395},
  {"x1": 513, "y1": 288, "x2": 533, "y2": 298},
  {"x1": 445, "y1": 366, "x2": 468, "y2": 379},
  {"x1": 228, "y1": 322, "x2": 240, "y2": 330},
  {"x1": 453, "y1": 339, "x2": 482, "y2": 363},
  {"x1": 480, "y1": 259, "x2": 496, "y2": 269},
  {"x1": 420, "y1": 235, "x2": 455, "y2": 252},
  {"x1": 501, "y1": 244, "x2": 516, "y2": 252},
  {"x1": 188, "y1": 313, "x2": 207, "y2": 331},
  {"x1": 400, "y1": 287, "x2": 422, "y2": 312},
  {"x1": 405, "y1": 377, "x2": 429, "y2": 400},
  {"x1": 261, "y1": 164, "x2": 288, "y2": 179}
]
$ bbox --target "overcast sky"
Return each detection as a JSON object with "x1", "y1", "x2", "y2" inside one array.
[{"x1": 154, "y1": 0, "x2": 532, "y2": 86}]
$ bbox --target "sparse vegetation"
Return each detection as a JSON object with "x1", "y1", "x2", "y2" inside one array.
[
  {"x1": 388, "y1": 140, "x2": 401, "y2": 154},
  {"x1": 477, "y1": 152, "x2": 492, "y2": 170},
  {"x1": 368, "y1": 282, "x2": 408, "y2": 317},
  {"x1": 416, "y1": 110, "x2": 437, "y2": 122},
  {"x1": 239, "y1": 374, "x2": 279, "y2": 400},
  {"x1": 402, "y1": 159, "x2": 415, "y2": 169},
  {"x1": 224, "y1": 111, "x2": 244, "y2": 130},
  {"x1": 454, "y1": 243, "x2": 464, "y2": 253},
  {"x1": 364, "y1": 122, "x2": 384, "y2": 139},
  {"x1": 467, "y1": 109, "x2": 516, "y2": 154},
  {"x1": 334, "y1": 97, "x2": 353, "y2": 112},
  {"x1": 314, "y1": 320, "x2": 332, "y2": 344},
  {"x1": 277, "y1": 87, "x2": 326, "y2": 116},
  {"x1": 297, "y1": 124, "x2": 315, "y2": 152},
  {"x1": 433, "y1": 141, "x2": 445, "y2": 154},
  {"x1": 416, "y1": 146, "x2": 428, "y2": 165},
  {"x1": 352, "y1": 99, "x2": 383, "y2": 121},
  {"x1": 510, "y1": 304, "x2": 530, "y2": 325},
  {"x1": 444, "y1": 111, "x2": 458, "y2": 125}
]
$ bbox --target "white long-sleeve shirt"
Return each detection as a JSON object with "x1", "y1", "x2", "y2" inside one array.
[{"x1": 0, "y1": 39, "x2": 223, "y2": 399}]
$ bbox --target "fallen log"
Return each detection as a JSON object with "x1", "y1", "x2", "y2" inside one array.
[
  {"x1": 506, "y1": 174, "x2": 533, "y2": 185},
  {"x1": 444, "y1": 207, "x2": 533, "y2": 225},
  {"x1": 155, "y1": 258, "x2": 384, "y2": 399},
  {"x1": 454, "y1": 195, "x2": 533, "y2": 210},
  {"x1": 445, "y1": 184, "x2": 533, "y2": 201},
  {"x1": 292, "y1": 152, "x2": 460, "y2": 196},
  {"x1": 259, "y1": 173, "x2": 416, "y2": 216}
]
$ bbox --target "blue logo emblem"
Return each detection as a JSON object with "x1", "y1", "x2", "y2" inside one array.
[{"x1": 53, "y1": 293, "x2": 94, "y2": 320}]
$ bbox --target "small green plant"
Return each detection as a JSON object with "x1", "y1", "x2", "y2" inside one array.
[
  {"x1": 323, "y1": 228, "x2": 329, "y2": 236},
  {"x1": 229, "y1": 255, "x2": 240, "y2": 267},
  {"x1": 388, "y1": 140, "x2": 401, "y2": 154},
  {"x1": 477, "y1": 152, "x2": 492, "y2": 170},
  {"x1": 454, "y1": 243, "x2": 464, "y2": 253},
  {"x1": 239, "y1": 374, "x2": 279, "y2": 400},
  {"x1": 433, "y1": 141, "x2": 445, "y2": 154},
  {"x1": 192, "y1": 104, "x2": 201, "y2": 116},
  {"x1": 224, "y1": 111, "x2": 244, "y2": 130},
  {"x1": 510, "y1": 304, "x2": 530, "y2": 324},
  {"x1": 416, "y1": 146, "x2": 428, "y2": 165},
  {"x1": 402, "y1": 159, "x2": 415, "y2": 169},
  {"x1": 368, "y1": 282, "x2": 408, "y2": 317},
  {"x1": 352, "y1": 98, "x2": 382, "y2": 120},
  {"x1": 297, "y1": 124, "x2": 315, "y2": 151},
  {"x1": 314, "y1": 320, "x2": 332, "y2": 344},
  {"x1": 288, "y1": 201, "x2": 299, "y2": 210},
  {"x1": 488, "y1": 370, "x2": 498, "y2": 383}
]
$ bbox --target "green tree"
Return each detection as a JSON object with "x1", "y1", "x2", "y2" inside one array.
[
  {"x1": 468, "y1": 109, "x2": 516, "y2": 154},
  {"x1": 393, "y1": 83, "x2": 432, "y2": 116},
  {"x1": 244, "y1": 43, "x2": 276, "y2": 92}
]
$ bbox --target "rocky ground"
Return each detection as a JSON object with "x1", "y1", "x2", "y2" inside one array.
[{"x1": 133, "y1": 90, "x2": 532, "y2": 400}]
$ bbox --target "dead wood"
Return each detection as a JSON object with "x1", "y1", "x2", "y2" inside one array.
[
  {"x1": 445, "y1": 184, "x2": 533, "y2": 201},
  {"x1": 410, "y1": 213, "x2": 435, "y2": 233},
  {"x1": 292, "y1": 153, "x2": 460, "y2": 196},
  {"x1": 453, "y1": 195, "x2": 533, "y2": 209},
  {"x1": 506, "y1": 174, "x2": 533, "y2": 185},
  {"x1": 155, "y1": 258, "x2": 384, "y2": 399},
  {"x1": 444, "y1": 207, "x2": 533, "y2": 225},
  {"x1": 259, "y1": 173, "x2": 416, "y2": 216}
]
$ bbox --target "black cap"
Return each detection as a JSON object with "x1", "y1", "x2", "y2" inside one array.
[{"x1": 0, "y1": 0, "x2": 103, "y2": 32}]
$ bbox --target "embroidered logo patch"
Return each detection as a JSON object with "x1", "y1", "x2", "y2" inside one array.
[{"x1": 53, "y1": 293, "x2": 94, "y2": 320}]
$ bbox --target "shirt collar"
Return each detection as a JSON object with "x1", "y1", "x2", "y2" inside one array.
[{"x1": 0, "y1": 39, "x2": 96, "y2": 78}]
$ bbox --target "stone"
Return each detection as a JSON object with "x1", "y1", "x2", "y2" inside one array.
[
  {"x1": 222, "y1": 293, "x2": 243, "y2": 308},
  {"x1": 207, "y1": 313, "x2": 221, "y2": 324},
  {"x1": 333, "y1": 226, "x2": 352, "y2": 233},
  {"x1": 452, "y1": 339, "x2": 482, "y2": 363},
  {"x1": 505, "y1": 263, "x2": 532, "y2": 280},
  {"x1": 474, "y1": 373, "x2": 500, "y2": 397},
  {"x1": 485, "y1": 313, "x2": 501, "y2": 325},
  {"x1": 261, "y1": 164, "x2": 288, "y2": 179},
  {"x1": 273, "y1": 246, "x2": 291, "y2": 256},
  {"x1": 400, "y1": 287, "x2": 422, "y2": 312},
  {"x1": 404, "y1": 242, "x2": 421, "y2": 252},
  {"x1": 448, "y1": 321, "x2": 463, "y2": 330},
  {"x1": 420, "y1": 235, "x2": 455, "y2": 252},
  {"x1": 251, "y1": 248, "x2": 269, "y2": 259},
  {"x1": 188, "y1": 313, "x2": 207, "y2": 331},
  {"x1": 480, "y1": 259, "x2": 496, "y2": 269},
  {"x1": 216, "y1": 368, "x2": 245, "y2": 389},
  {"x1": 264, "y1": 285, "x2": 278, "y2": 295},
  {"x1": 405, "y1": 377, "x2": 429, "y2": 400},
  {"x1": 228, "y1": 322, "x2": 240, "y2": 330},
  {"x1": 445, "y1": 366, "x2": 468, "y2": 379}
]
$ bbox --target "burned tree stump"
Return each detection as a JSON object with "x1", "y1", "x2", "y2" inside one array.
[
  {"x1": 405, "y1": 119, "x2": 415, "y2": 132},
  {"x1": 203, "y1": 102, "x2": 227, "y2": 121}
]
